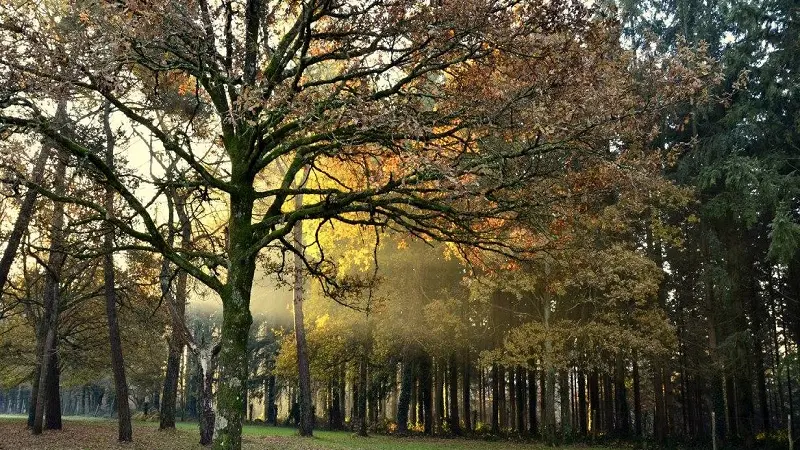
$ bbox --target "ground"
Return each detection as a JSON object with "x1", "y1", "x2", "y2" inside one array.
[{"x1": 0, "y1": 416, "x2": 608, "y2": 450}]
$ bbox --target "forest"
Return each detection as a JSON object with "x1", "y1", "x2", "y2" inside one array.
[{"x1": 0, "y1": 0, "x2": 797, "y2": 449}]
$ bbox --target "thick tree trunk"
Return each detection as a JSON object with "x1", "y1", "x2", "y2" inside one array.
[
  {"x1": 44, "y1": 353, "x2": 62, "y2": 430},
  {"x1": 213, "y1": 159, "x2": 256, "y2": 449},
  {"x1": 214, "y1": 277, "x2": 253, "y2": 449},
  {"x1": 102, "y1": 101, "x2": 132, "y2": 442}
]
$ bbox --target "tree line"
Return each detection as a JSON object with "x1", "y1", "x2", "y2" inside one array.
[{"x1": 0, "y1": 0, "x2": 796, "y2": 449}]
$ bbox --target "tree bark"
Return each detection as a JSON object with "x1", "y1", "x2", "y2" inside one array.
[
  {"x1": 199, "y1": 343, "x2": 219, "y2": 446},
  {"x1": 32, "y1": 103, "x2": 68, "y2": 434},
  {"x1": 213, "y1": 152, "x2": 256, "y2": 449},
  {"x1": 102, "y1": 101, "x2": 132, "y2": 442},
  {"x1": 160, "y1": 192, "x2": 191, "y2": 430}
]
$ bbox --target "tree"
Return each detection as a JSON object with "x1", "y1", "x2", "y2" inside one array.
[{"x1": 0, "y1": 1, "x2": 712, "y2": 448}]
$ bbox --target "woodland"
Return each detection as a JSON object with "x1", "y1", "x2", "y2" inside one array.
[{"x1": 0, "y1": 0, "x2": 797, "y2": 449}]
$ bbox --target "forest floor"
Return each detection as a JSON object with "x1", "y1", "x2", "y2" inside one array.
[{"x1": 0, "y1": 415, "x2": 611, "y2": 449}]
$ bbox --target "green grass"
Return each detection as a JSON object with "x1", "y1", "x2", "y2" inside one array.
[{"x1": 0, "y1": 415, "x2": 611, "y2": 449}]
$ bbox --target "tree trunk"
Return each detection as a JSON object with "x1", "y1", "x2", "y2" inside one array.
[
  {"x1": 160, "y1": 192, "x2": 191, "y2": 430},
  {"x1": 356, "y1": 349, "x2": 368, "y2": 436},
  {"x1": 397, "y1": 358, "x2": 413, "y2": 433},
  {"x1": 614, "y1": 355, "x2": 629, "y2": 436},
  {"x1": 292, "y1": 179, "x2": 313, "y2": 437},
  {"x1": 589, "y1": 371, "x2": 599, "y2": 437},
  {"x1": 559, "y1": 370, "x2": 570, "y2": 440},
  {"x1": 199, "y1": 343, "x2": 218, "y2": 446},
  {"x1": 434, "y1": 360, "x2": 444, "y2": 434},
  {"x1": 515, "y1": 367, "x2": 525, "y2": 434},
  {"x1": 462, "y1": 353, "x2": 472, "y2": 433},
  {"x1": 43, "y1": 353, "x2": 62, "y2": 430},
  {"x1": 491, "y1": 363, "x2": 500, "y2": 434},
  {"x1": 102, "y1": 101, "x2": 132, "y2": 442},
  {"x1": 578, "y1": 369, "x2": 587, "y2": 436},
  {"x1": 0, "y1": 142, "x2": 51, "y2": 292},
  {"x1": 633, "y1": 359, "x2": 642, "y2": 437},
  {"x1": 213, "y1": 162, "x2": 256, "y2": 449},
  {"x1": 448, "y1": 353, "x2": 461, "y2": 435},
  {"x1": 32, "y1": 104, "x2": 68, "y2": 434},
  {"x1": 420, "y1": 355, "x2": 433, "y2": 434},
  {"x1": 528, "y1": 368, "x2": 538, "y2": 436}
]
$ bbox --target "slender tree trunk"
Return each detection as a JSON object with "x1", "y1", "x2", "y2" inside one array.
[
  {"x1": 515, "y1": 367, "x2": 525, "y2": 434},
  {"x1": 32, "y1": 104, "x2": 69, "y2": 434},
  {"x1": 356, "y1": 348, "x2": 368, "y2": 436},
  {"x1": 633, "y1": 358, "x2": 642, "y2": 437},
  {"x1": 528, "y1": 368, "x2": 538, "y2": 436},
  {"x1": 559, "y1": 370, "x2": 570, "y2": 440},
  {"x1": 434, "y1": 360, "x2": 444, "y2": 434},
  {"x1": 198, "y1": 343, "x2": 218, "y2": 446},
  {"x1": 448, "y1": 353, "x2": 461, "y2": 435},
  {"x1": 420, "y1": 355, "x2": 432, "y2": 434},
  {"x1": 491, "y1": 363, "x2": 500, "y2": 434},
  {"x1": 614, "y1": 355, "x2": 629, "y2": 436},
  {"x1": 397, "y1": 358, "x2": 413, "y2": 433},
  {"x1": 578, "y1": 369, "x2": 587, "y2": 436},
  {"x1": 589, "y1": 371, "x2": 599, "y2": 437},
  {"x1": 0, "y1": 144, "x2": 50, "y2": 291},
  {"x1": 102, "y1": 101, "x2": 132, "y2": 442},
  {"x1": 462, "y1": 353, "x2": 472, "y2": 433},
  {"x1": 292, "y1": 171, "x2": 314, "y2": 437},
  {"x1": 160, "y1": 192, "x2": 191, "y2": 430}
]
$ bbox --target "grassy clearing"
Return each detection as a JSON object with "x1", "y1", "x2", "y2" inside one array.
[{"x1": 0, "y1": 415, "x2": 609, "y2": 449}]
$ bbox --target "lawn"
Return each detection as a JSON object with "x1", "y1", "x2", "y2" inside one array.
[{"x1": 0, "y1": 415, "x2": 608, "y2": 449}]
